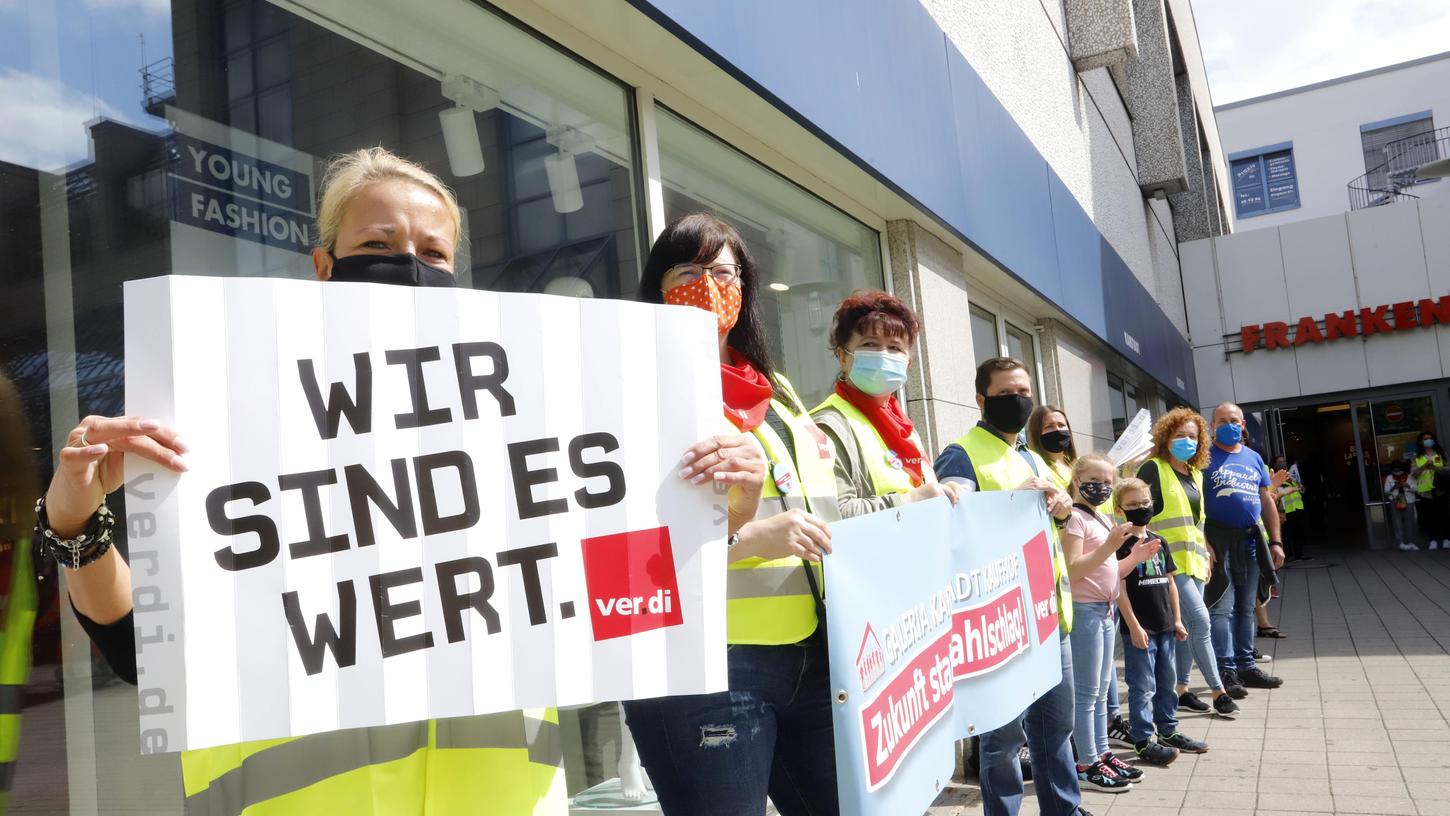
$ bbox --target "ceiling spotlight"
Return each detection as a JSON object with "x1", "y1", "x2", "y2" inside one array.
[
  {"x1": 439, "y1": 74, "x2": 500, "y2": 178},
  {"x1": 768, "y1": 282, "x2": 790, "y2": 292}
]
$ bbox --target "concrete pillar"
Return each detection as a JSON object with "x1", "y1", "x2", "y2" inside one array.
[
  {"x1": 1112, "y1": 0, "x2": 1188, "y2": 196},
  {"x1": 1065, "y1": 0, "x2": 1138, "y2": 72},
  {"x1": 1169, "y1": 72, "x2": 1212, "y2": 243},
  {"x1": 886, "y1": 220, "x2": 978, "y2": 455}
]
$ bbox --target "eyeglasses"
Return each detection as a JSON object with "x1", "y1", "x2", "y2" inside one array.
[{"x1": 667, "y1": 262, "x2": 742, "y2": 285}]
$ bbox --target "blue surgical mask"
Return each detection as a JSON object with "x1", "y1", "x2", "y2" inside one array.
[
  {"x1": 847, "y1": 349, "x2": 909, "y2": 396},
  {"x1": 1423, "y1": 438, "x2": 1436, "y2": 450},
  {"x1": 1170, "y1": 437, "x2": 1198, "y2": 462},
  {"x1": 1215, "y1": 423, "x2": 1243, "y2": 446}
]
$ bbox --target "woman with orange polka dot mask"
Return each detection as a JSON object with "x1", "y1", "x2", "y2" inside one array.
[{"x1": 624, "y1": 213, "x2": 843, "y2": 815}]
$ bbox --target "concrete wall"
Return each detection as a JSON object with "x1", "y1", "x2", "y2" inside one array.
[
  {"x1": 1184, "y1": 197, "x2": 1450, "y2": 410},
  {"x1": 1216, "y1": 53, "x2": 1450, "y2": 231},
  {"x1": 920, "y1": 0, "x2": 1188, "y2": 330}
]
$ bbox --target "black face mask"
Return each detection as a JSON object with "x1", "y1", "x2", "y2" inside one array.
[
  {"x1": 982, "y1": 393, "x2": 1034, "y2": 436},
  {"x1": 328, "y1": 252, "x2": 456, "y2": 288},
  {"x1": 1040, "y1": 429, "x2": 1073, "y2": 453},
  {"x1": 1078, "y1": 481, "x2": 1112, "y2": 507},
  {"x1": 1124, "y1": 506, "x2": 1154, "y2": 527}
]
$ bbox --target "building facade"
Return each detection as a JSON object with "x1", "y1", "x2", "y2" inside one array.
[
  {"x1": 1, "y1": 0, "x2": 1228, "y2": 810},
  {"x1": 1190, "y1": 54, "x2": 1450, "y2": 552},
  {"x1": 1214, "y1": 51, "x2": 1450, "y2": 230}
]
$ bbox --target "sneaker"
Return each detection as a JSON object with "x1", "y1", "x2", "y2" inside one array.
[
  {"x1": 1158, "y1": 731, "x2": 1209, "y2": 753},
  {"x1": 1077, "y1": 759, "x2": 1133, "y2": 792},
  {"x1": 1102, "y1": 751, "x2": 1143, "y2": 781},
  {"x1": 1432, "y1": 540, "x2": 1441, "y2": 551},
  {"x1": 1212, "y1": 693, "x2": 1240, "y2": 717},
  {"x1": 1253, "y1": 648, "x2": 1272, "y2": 662},
  {"x1": 1240, "y1": 666, "x2": 1284, "y2": 689},
  {"x1": 1401, "y1": 542, "x2": 1421, "y2": 551},
  {"x1": 1107, "y1": 714, "x2": 1134, "y2": 748},
  {"x1": 1220, "y1": 669, "x2": 1249, "y2": 699},
  {"x1": 1133, "y1": 739, "x2": 1179, "y2": 767},
  {"x1": 1178, "y1": 691, "x2": 1210, "y2": 712}
]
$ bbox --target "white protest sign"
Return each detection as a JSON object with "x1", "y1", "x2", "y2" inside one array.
[
  {"x1": 1107, "y1": 408, "x2": 1153, "y2": 467},
  {"x1": 123, "y1": 276, "x2": 727, "y2": 753}
]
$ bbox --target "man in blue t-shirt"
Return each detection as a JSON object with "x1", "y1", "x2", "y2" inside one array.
[{"x1": 1204, "y1": 402, "x2": 1287, "y2": 695}]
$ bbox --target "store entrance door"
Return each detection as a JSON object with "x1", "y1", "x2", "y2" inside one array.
[
  {"x1": 1274, "y1": 402, "x2": 1371, "y2": 550},
  {"x1": 1270, "y1": 394, "x2": 1440, "y2": 550}
]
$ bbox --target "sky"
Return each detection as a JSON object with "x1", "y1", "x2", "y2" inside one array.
[
  {"x1": 1195, "y1": 0, "x2": 1450, "y2": 105},
  {"x1": 0, "y1": 0, "x2": 171, "y2": 172}
]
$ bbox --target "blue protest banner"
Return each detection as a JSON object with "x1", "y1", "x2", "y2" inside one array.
[{"x1": 827, "y1": 491, "x2": 1061, "y2": 816}]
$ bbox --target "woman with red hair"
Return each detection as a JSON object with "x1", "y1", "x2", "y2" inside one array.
[{"x1": 811, "y1": 290, "x2": 958, "y2": 518}]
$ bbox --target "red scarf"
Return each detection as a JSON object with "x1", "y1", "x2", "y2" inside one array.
[
  {"x1": 721, "y1": 349, "x2": 772, "y2": 431},
  {"x1": 835, "y1": 380, "x2": 924, "y2": 487}
]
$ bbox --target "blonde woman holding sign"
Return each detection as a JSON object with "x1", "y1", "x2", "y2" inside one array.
[{"x1": 40, "y1": 149, "x2": 766, "y2": 815}]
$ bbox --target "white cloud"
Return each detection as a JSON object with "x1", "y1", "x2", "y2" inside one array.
[
  {"x1": 82, "y1": 0, "x2": 169, "y2": 16},
  {"x1": 1196, "y1": 0, "x2": 1450, "y2": 104},
  {"x1": 0, "y1": 67, "x2": 131, "y2": 172}
]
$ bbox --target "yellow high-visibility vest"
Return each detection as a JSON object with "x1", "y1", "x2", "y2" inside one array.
[
  {"x1": 1416, "y1": 453, "x2": 1443, "y2": 494},
  {"x1": 810, "y1": 392, "x2": 931, "y2": 498},
  {"x1": 727, "y1": 375, "x2": 840, "y2": 645},
  {"x1": 0, "y1": 534, "x2": 36, "y2": 813},
  {"x1": 1281, "y1": 481, "x2": 1305, "y2": 514},
  {"x1": 956, "y1": 425, "x2": 1073, "y2": 633},
  {"x1": 179, "y1": 709, "x2": 566, "y2": 815},
  {"x1": 1148, "y1": 457, "x2": 1210, "y2": 582}
]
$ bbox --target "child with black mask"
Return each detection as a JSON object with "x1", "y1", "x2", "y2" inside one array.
[{"x1": 1115, "y1": 477, "x2": 1210, "y2": 766}]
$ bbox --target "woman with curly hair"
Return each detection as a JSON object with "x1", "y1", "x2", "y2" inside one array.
[{"x1": 1111, "y1": 409, "x2": 1240, "y2": 738}]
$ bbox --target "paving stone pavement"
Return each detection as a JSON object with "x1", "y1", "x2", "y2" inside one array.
[{"x1": 925, "y1": 550, "x2": 1450, "y2": 816}]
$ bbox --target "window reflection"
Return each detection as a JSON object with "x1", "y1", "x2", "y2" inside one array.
[{"x1": 656, "y1": 107, "x2": 883, "y2": 408}]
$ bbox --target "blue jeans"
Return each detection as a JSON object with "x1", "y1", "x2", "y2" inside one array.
[
  {"x1": 622, "y1": 634, "x2": 837, "y2": 816},
  {"x1": 1209, "y1": 537, "x2": 1260, "y2": 673},
  {"x1": 1067, "y1": 602, "x2": 1114, "y2": 760},
  {"x1": 1174, "y1": 573, "x2": 1221, "y2": 690},
  {"x1": 1122, "y1": 629, "x2": 1179, "y2": 742},
  {"x1": 979, "y1": 634, "x2": 1082, "y2": 816}
]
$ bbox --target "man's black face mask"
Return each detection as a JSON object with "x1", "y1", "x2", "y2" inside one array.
[{"x1": 328, "y1": 252, "x2": 456, "y2": 288}]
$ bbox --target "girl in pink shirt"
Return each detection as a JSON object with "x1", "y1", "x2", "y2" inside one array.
[{"x1": 1062, "y1": 453, "x2": 1160, "y2": 791}]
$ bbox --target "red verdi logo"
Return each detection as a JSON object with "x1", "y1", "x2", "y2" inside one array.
[
  {"x1": 580, "y1": 526, "x2": 685, "y2": 641},
  {"x1": 1021, "y1": 531, "x2": 1058, "y2": 645}
]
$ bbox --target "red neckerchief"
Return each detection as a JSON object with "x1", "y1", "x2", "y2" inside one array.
[
  {"x1": 835, "y1": 380, "x2": 924, "y2": 487},
  {"x1": 721, "y1": 349, "x2": 772, "y2": 431}
]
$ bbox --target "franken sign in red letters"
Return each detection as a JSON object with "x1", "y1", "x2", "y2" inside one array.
[{"x1": 1240, "y1": 295, "x2": 1450, "y2": 353}]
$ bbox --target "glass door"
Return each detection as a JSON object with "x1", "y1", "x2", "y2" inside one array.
[{"x1": 1365, "y1": 395, "x2": 1439, "y2": 548}]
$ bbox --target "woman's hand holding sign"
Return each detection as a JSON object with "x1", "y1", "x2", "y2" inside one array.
[
  {"x1": 679, "y1": 433, "x2": 766, "y2": 534},
  {"x1": 733, "y1": 508, "x2": 832, "y2": 563},
  {"x1": 47, "y1": 415, "x2": 188, "y2": 536},
  {"x1": 46, "y1": 415, "x2": 188, "y2": 626}
]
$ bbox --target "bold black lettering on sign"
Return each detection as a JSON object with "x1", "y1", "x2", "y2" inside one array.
[
  {"x1": 297, "y1": 353, "x2": 373, "y2": 439},
  {"x1": 416, "y1": 450, "x2": 481, "y2": 535},
  {"x1": 279, "y1": 468, "x2": 349, "y2": 559},
  {"x1": 569, "y1": 432, "x2": 627, "y2": 509},
  {"x1": 453, "y1": 341, "x2": 516, "y2": 418},
  {"x1": 497, "y1": 543, "x2": 558, "y2": 626},
  {"x1": 385, "y1": 347, "x2": 453, "y2": 430},
  {"x1": 208, "y1": 481, "x2": 280, "y2": 571},
  {"x1": 370, "y1": 567, "x2": 435, "y2": 657},
  {"x1": 345, "y1": 460, "x2": 418, "y2": 548},
  {"x1": 436, "y1": 556, "x2": 501, "y2": 642},
  {"x1": 282, "y1": 581, "x2": 358, "y2": 676},
  {"x1": 508, "y1": 438, "x2": 568, "y2": 520}
]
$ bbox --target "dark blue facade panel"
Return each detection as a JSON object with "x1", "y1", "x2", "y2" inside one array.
[{"x1": 631, "y1": 0, "x2": 1197, "y2": 404}]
